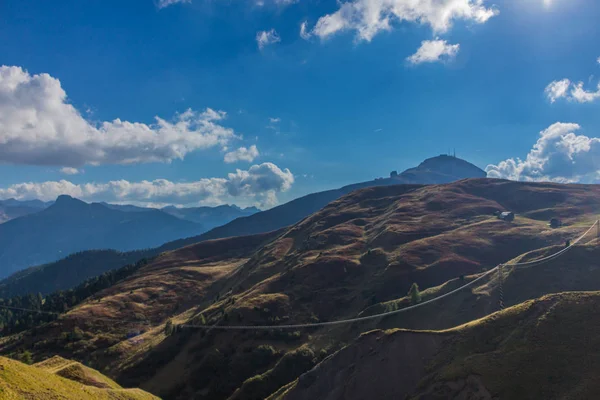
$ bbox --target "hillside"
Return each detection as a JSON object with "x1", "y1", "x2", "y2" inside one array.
[
  {"x1": 0, "y1": 155, "x2": 485, "y2": 297},
  {"x1": 0, "y1": 195, "x2": 204, "y2": 278},
  {"x1": 274, "y1": 292, "x2": 600, "y2": 400},
  {"x1": 3, "y1": 178, "x2": 600, "y2": 400},
  {"x1": 0, "y1": 355, "x2": 159, "y2": 399},
  {"x1": 167, "y1": 155, "x2": 486, "y2": 244},
  {"x1": 0, "y1": 249, "x2": 150, "y2": 297}
]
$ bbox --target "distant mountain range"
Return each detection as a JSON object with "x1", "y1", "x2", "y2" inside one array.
[
  {"x1": 0, "y1": 155, "x2": 486, "y2": 295},
  {"x1": 0, "y1": 196, "x2": 260, "y2": 278},
  {"x1": 161, "y1": 204, "x2": 260, "y2": 231},
  {"x1": 0, "y1": 198, "x2": 52, "y2": 224}
]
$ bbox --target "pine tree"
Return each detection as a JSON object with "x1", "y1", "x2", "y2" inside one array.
[
  {"x1": 164, "y1": 319, "x2": 174, "y2": 335},
  {"x1": 20, "y1": 350, "x2": 33, "y2": 365},
  {"x1": 408, "y1": 283, "x2": 421, "y2": 304}
]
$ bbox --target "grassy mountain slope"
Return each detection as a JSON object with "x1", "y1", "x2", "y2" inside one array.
[
  {"x1": 35, "y1": 355, "x2": 123, "y2": 389},
  {"x1": 4, "y1": 178, "x2": 600, "y2": 400},
  {"x1": 0, "y1": 355, "x2": 159, "y2": 399},
  {"x1": 274, "y1": 292, "x2": 600, "y2": 400}
]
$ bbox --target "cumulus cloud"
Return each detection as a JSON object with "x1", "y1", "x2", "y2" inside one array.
[
  {"x1": 224, "y1": 145, "x2": 260, "y2": 163},
  {"x1": 486, "y1": 123, "x2": 600, "y2": 183},
  {"x1": 0, "y1": 66, "x2": 238, "y2": 167},
  {"x1": 256, "y1": 29, "x2": 281, "y2": 49},
  {"x1": 545, "y1": 78, "x2": 600, "y2": 104},
  {"x1": 269, "y1": 117, "x2": 281, "y2": 123},
  {"x1": 157, "y1": 0, "x2": 191, "y2": 9},
  {"x1": 60, "y1": 167, "x2": 81, "y2": 175},
  {"x1": 311, "y1": 0, "x2": 498, "y2": 42},
  {"x1": 407, "y1": 39, "x2": 459, "y2": 64},
  {"x1": 0, "y1": 162, "x2": 294, "y2": 208}
]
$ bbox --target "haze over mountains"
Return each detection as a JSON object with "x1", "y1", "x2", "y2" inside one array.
[
  {"x1": 0, "y1": 155, "x2": 486, "y2": 293},
  {"x1": 0, "y1": 196, "x2": 260, "y2": 278},
  {"x1": 0, "y1": 198, "x2": 52, "y2": 223}
]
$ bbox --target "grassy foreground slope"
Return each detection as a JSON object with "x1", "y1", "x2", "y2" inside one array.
[
  {"x1": 0, "y1": 356, "x2": 159, "y2": 400},
  {"x1": 4, "y1": 179, "x2": 600, "y2": 400},
  {"x1": 274, "y1": 292, "x2": 600, "y2": 400}
]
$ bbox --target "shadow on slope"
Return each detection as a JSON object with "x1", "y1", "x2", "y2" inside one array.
[{"x1": 274, "y1": 291, "x2": 600, "y2": 400}]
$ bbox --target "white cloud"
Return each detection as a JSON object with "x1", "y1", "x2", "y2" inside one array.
[
  {"x1": 0, "y1": 66, "x2": 238, "y2": 167},
  {"x1": 0, "y1": 162, "x2": 294, "y2": 208},
  {"x1": 312, "y1": 0, "x2": 498, "y2": 42},
  {"x1": 157, "y1": 0, "x2": 191, "y2": 9},
  {"x1": 269, "y1": 117, "x2": 281, "y2": 123},
  {"x1": 256, "y1": 29, "x2": 281, "y2": 50},
  {"x1": 571, "y1": 82, "x2": 600, "y2": 103},
  {"x1": 544, "y1": 79, "x2": 571, "y2": 103},
  {"x1": 60, "y1": 167, "x2": 81, "y2": 175},
  {"x1": 544, "y1": 78, "x2": 600, "y2": 104},
  {"x1": 407, "y1": 39, "x2": 459, "y2": 64},
  {"x1": 486, "y1": 122, "x2": 600, "y2": 183},
  {"x1": 597, "y1": 56, "x2": 600, "y2": 65},
  {"x1": 224, "y1": 145, "x2": 260, "y2": 163},
  {"x1": 300, "y1": 21, "x2": 312, "y2": 40}
]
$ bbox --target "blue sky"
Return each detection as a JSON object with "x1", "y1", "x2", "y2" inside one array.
[{"x1": 1, "y1": 0, "x2": 599, "y2": 208}]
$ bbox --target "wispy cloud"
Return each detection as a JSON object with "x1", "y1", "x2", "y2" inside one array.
[
  {"x1": 224, "y1": 145, "x2": 260, "y2": 163},
  {"x1": 256, "y1": 29, "x2": 281, "y2": 50},
  {"x1": 545, "y1": 79, "x2": 572, "y2": 103},
  {"x1": 545, "y1": 78, "x2": 600, "y2": 103},
  {"x1": 156, "y1": 0, "x2": 191, "y2": 9},
  {"x1": 269, "y1": 117, "x2": 281, "y2": 123},
  {"x1": 407, "y1": 39, "x2": 460, "y2": 65},
  {"x1": 300, "y1": 21, "x2": 311, "y2": 40},
  {"x1": 60, "y1": 167, "x2": 82, "y2": 175},
  {"x1": 544, "y1": 59, "x2": 600, "y2": 104}
]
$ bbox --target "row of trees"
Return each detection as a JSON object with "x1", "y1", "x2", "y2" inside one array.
[{"x1": 0, "y1": 258, "x2": 150, "y2": 336}]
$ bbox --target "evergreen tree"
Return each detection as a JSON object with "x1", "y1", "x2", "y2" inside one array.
[
  {"x1": 408, "y1": 283, "x2": 421, "y2": 304},
  {"x1": 20, "y1": 350, "x2": 33, "y2": 365},
  {"x1": 164, "y1": 319, "x2": 174, "y2": 336}
]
